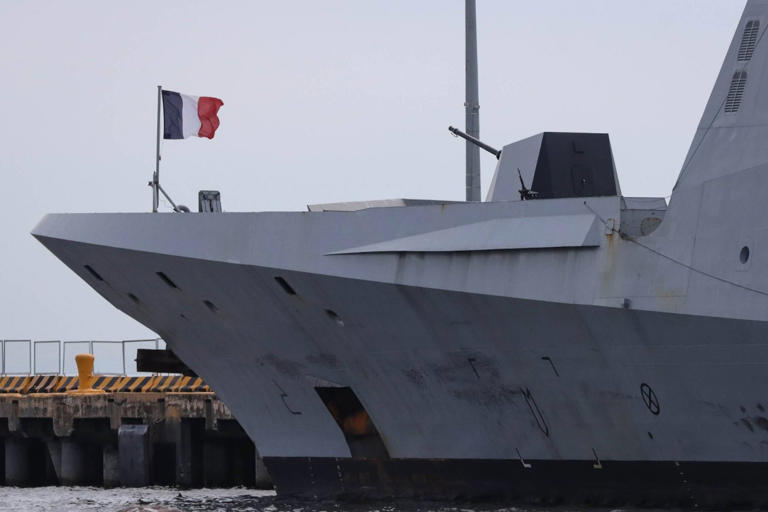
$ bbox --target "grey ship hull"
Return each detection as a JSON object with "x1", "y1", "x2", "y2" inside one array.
[
  {"x1": 31, "y1": 0, "x2": 768, "y2": 506},
  {"x1": 31, "y1": 204, "x2": 768, "y2": 507}
]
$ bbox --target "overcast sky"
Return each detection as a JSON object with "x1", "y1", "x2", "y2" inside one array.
[{"x1": 0, "y1": 1, "x2": 746, "y2": 349}]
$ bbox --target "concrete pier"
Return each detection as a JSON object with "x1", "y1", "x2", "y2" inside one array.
[{"x1": 0, "y1": 392, "x2": 272, "y2": 488}]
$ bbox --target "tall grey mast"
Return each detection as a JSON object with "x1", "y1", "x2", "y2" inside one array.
[
  {"x1": 464, "y1": 0, "x2": 481, "y2": 202},
  {"x1": 153, "y1": 85, "x2": 161, "y2": 213}
]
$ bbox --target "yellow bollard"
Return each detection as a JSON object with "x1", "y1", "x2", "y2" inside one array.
[{"x1": 68, "y1": 353, "x2": 105, "y2": 395}]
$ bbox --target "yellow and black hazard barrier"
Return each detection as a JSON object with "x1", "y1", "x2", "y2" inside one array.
[
  {"x1": 153, "y1": 374, "x2": 183, "y2": 392},
  {"x1": 0, "y1": 376, "x2": 31, "y2": 394},
  {"x1": 26, "y1": 375, "x2": 59, "y2": 393},
  {"x1": 169, "y1": 376, "x2": 210, "y2": 393},
  {"x1": 55, "y1": 376, "x2": 78, "y2": 392},
  {"x1": 0, "y1": 353, "x2": 212, "y2": 395},
  {"x1": 0, "y1": 374, "x2": 212, "y2": 394}
]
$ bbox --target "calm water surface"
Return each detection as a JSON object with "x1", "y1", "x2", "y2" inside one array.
[{"x1": 0, "y1": 487, "x2": 710, "y2": 512}]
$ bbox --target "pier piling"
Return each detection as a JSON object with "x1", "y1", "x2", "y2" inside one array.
[
  {"x1": 118, "y1": 424, "x2": 150, "y2": 486},
  {"x1": 0, "y1": 384, "x2": 272, "y2": 489},
  {"x1": 4, "y1": 438, "x2": 31, "y2": 486}
]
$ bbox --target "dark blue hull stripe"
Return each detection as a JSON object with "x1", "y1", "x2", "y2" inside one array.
[{"x1": 263, "y1": 457, "x2": 768, "y2": 508}]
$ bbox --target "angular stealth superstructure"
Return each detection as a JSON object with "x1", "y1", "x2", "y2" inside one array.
[{"x1": 32, "y1": 1, "x2": 768, "y2": 506}]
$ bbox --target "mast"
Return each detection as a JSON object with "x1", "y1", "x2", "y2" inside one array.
[
  {"x1": 465, "y1": 0, "x2": 481, "y2": 201},
  {"x1": 153, "y1": 85, "x2": 161, "y2": 213}
]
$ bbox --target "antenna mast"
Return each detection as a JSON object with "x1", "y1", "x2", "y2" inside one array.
[{"x1": 465, "y1": 0, "x2": 481, "y2": 201}]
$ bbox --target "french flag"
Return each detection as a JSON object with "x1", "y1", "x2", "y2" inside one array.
[{"x1": 162, "y1": 90, "x2": 224, "y2": 140}]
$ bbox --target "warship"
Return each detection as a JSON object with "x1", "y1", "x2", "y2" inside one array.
[{"x1": 32, "y1": 0, "x2": 768, "y2": 507}]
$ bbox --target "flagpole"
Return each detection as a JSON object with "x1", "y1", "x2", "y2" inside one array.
[{"x1": 153, "y1": 85, "x2": 162, "y2": 212}]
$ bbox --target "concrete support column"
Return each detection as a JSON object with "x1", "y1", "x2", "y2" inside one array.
[
  {"x1": 202, "y1": 439, "x2": 228, "y2": 487},
  {"x1": 0, "y1": 437, "x2": 6, "y2": 485},
  {"x1": 60, "y1": 439, "x2": 87, "y2": 485},
  {"x1": 254, "y1": 447, "x2": 272, "y2": 489},
  {"x1": 230, "y1": 439, "x2": 252, "y2": 487},
  {"x1": 175, "y1": 419, "x2": 201, "y2": 487},
  {"x1": 4, "y1": 438, "x2": 31, "y2": 486},
  {"x1": 103, "y1": 444, "x2": 120, "y2": 487},
  {"x1": 45, "y1": 440, "x2": 62, "y2": 483},
  {"x1": 119, "y1": 424, "x2": 150, "y2": 487}
]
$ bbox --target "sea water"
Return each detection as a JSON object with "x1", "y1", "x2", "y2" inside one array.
[{"x1": 0, "y1": 487, "x2": 681, "y2": 512}]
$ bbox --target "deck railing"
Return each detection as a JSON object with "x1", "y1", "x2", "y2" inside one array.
[{"x1": 0, "y1": 338, "x2": 166, "y2": 376}]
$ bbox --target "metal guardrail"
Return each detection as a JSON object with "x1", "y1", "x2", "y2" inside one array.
[{"x1": 0, "y1": 338, "x2": 165, "y2": 376}]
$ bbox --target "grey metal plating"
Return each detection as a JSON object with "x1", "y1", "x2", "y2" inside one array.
[{"x1": 29, "y1": 0, "x2": 768, "y2": 501}]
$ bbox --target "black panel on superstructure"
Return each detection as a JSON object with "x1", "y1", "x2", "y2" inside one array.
[
  {"x1": 136, "y1": 349, "x2": 197, "y2": 376},
  {"x1": 531, "y1": 133, "x2": 618, "y2": 199}
]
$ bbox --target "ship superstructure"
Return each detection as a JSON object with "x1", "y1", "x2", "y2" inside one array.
[{"x1": 32, "y1": 1, "x2": 768, "y2": 507}]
